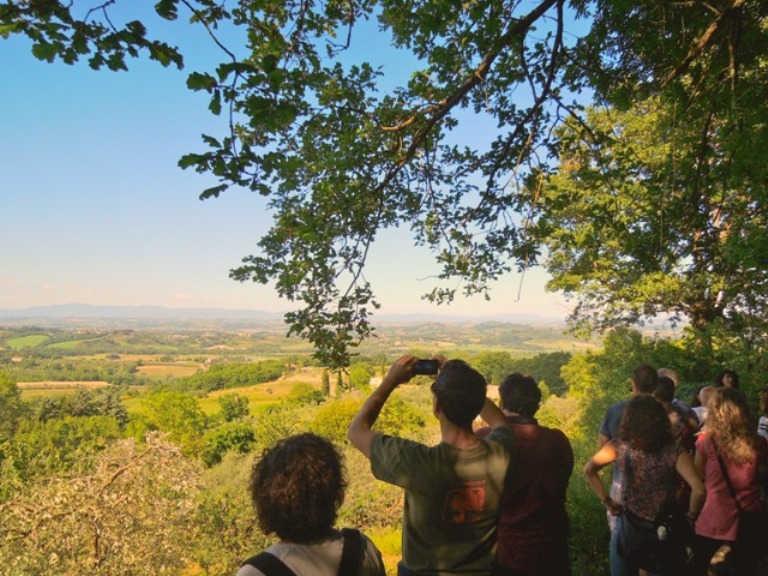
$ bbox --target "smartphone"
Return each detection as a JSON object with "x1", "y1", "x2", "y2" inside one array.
[{"x1": 412, "y1": 359, "x2": 439, "y2": 375}]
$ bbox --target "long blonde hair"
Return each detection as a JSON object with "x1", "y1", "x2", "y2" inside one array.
[{"x1": 707, "y1": 387, "x2": 758, "y2": 463}]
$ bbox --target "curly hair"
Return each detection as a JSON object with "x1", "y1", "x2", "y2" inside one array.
[
  {"x1": 249, "y1": 433, "x2": 347, "y2": 543},
  {"x1": 706, "y1": 387, "x2": 758, "y2": 463},
  {"x1": 618, "y1": 395, "x2": 674, "y2": 454}
]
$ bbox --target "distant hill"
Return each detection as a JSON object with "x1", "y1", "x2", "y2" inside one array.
[
  {"x1": 0, "y1": 304, "x2": 283, "y2": 321},
  {"x1": 0, "y1": 303, "x2": 566, "y2": 326}
]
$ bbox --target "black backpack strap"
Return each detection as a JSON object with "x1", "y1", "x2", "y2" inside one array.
[
  {"x1": 338, "y1": 528, "x2": 363, "y2": 576},
  {"x1": 242, "y1": 552, "x2": 297, "y2": 576}
]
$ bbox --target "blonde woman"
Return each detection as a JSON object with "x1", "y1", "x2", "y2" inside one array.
[{"x1": 692, "y1": 387, "x2": 768, "y2": 575}]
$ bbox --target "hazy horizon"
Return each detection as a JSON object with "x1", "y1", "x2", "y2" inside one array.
[{"x1": 1, "y1": 10, "x2": 572, "y2": 322}]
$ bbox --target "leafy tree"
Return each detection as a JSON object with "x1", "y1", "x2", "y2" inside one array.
[
  {"x1": 31, "y1": 387, "x2": 128, "y2": 426},
  {"x1": 0, "y1": 433, "x2": 203, "y2": 575},
  {"x1": 140, "y1": 390, "x2": 208, "y2": 455},
  {"x1": 375, "y1": 396, "x2": 427, "y2": 440},
  {"x1": 252, "y1": 405, "x2": 296, "y2": 449},
  {"x1": 4, "y1": 0, "x2": 765, "y2": 366},
  {"x1": 4, "y1": 415, "x2": 122, "y2": 488},
  {"x1": 508, "y1": 352, "x2": 571, "y2": 396},
  {"x1": 472, "y1": 351, "x2": 515, "y2": 386},
  {"x1": 179, "y1": 361, "x2": 284, "y2": 392},
  {"x1": 218, "y1": 392, "x2": 250, "y2": 422},
  {"x1": 348, "y1": 362, "x2": 373, "y2": 390},
  {"x1": 538, "y1": 100, "x2": 768, "y2": 340},
  {"x1": 201, "y1": 421, "x2": 256, "y2": 467},
  {"x1": 193, "y1": 452, "x2": 266, "y2": 574},
  {"x1": 311, "y1": 399, "x2": 362, "y2": 444},
  {"x1": 0, "y1": 372, "x2": 25, "y2": 445},
  {"x1": 284, "y1": 382, "x2": 324, "y2": 407}
]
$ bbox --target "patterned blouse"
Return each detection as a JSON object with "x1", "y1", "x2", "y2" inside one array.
[{"x1": 615, "y1": 439, "x2": 684, "y2": 521}]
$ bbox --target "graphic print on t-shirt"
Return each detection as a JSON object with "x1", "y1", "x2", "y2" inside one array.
[{"x1": 443, "y1": 480, "x2": 486, "y2": 524}]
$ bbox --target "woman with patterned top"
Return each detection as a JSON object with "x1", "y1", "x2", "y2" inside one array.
[{"x1": 585, "y1": 395, "x2": 705, "y2": 576}]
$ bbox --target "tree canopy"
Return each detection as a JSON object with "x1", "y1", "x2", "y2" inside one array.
[{"x1": 3, "y1": 0, "x2": 766, "y2": 366}]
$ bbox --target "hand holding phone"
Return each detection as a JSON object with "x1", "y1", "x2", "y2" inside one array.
[{"x1": 411, "y1": 359, "x2": 439, "y2": 375}]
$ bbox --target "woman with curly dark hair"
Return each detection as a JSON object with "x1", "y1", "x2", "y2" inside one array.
[
  {"x1": 691, "y1": 388, "x2": 768, "y2": 576},
  {"x1": 237, "y1": 433, "x2": 385, "y2": 576},
  {"x1": 585, "y1": 395, "x2": 705, "y2": 575}
]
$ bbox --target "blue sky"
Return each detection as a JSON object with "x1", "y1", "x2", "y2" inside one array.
[{"x1": 0, "y1": 9, "x2": 572, "y2": 320}]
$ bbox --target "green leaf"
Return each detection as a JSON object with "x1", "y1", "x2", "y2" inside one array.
[
  {"x1": 155, "y1": 0, "x2": 179, "y2": 20},
  {"x1": 262, "y1": 54, "x2": 278, "y2": 73},
  {"x1": 209, "y1": 89, "x2": 222, "y2": 115},
  {"x1": 31, "y1": 42, "x2": 58, "y2": 63},
  {"x1": 178, "y1": 153, "x2": 208, "y2": 169},
  {"x1": 0, "y1": 24, "x2": 21, "y2": 38},
  {"x1": 199, "y1": 184, "x2": 228, "y2": 199},
  {"x1": 186, "y1": 72, "x2": 217, "y2": 91}
]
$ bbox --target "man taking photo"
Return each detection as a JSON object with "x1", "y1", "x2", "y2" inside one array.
[{"x1": 348, "y1": 355, "x2": 515, "y2": 576}]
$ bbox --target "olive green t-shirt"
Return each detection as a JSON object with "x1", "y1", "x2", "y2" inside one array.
[{"x1": 370, "y1": 427, "x2": 515, "y2": 575}]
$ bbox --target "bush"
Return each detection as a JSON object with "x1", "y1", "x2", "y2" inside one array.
[{"x1": 201, "y1": 422, "x2": 257, "y2": 467}]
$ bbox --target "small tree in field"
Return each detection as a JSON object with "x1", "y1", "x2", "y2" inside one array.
[{"x1": 218, "y1": 393, "x2": 250, "y2": 422}]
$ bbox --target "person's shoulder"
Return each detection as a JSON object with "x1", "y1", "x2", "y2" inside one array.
[
  {"x1": 610, "y1": 399, "x2": 629, "y2": 411},
  {"x1": 695, "y1": 431, "x2": 712, "y2": 450},
  {"x1": 486, "y1": 424, "x2": 515, "y2": 442},
  {"x1": 370, "y1": 433, "x2": 428, "y2": 462},
  {"x1": 236, "y1": 556, "x2": 268, "y2": 576},
  {"x1": 602, "y1": 399, "x2": 628, "y2": 419},
  {"x1": 600, "y1": 399, "x2": 627, "y2": 433},
  {"x1": 359, "y1": 532, "x2": 387, "y2": 576},
  {"x1": 543, "y1": 424, "x2": 572, "y2": 445},
  {"x1": 372, "y1": 433, "x2": 422, "y2": 449}
]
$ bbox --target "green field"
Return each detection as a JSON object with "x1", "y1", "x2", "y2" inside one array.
[
  {"x1": 48, "y1": 338, "x2": 103, "y2": 349},
  {"x1": 7, "y1": 334, "x2": 49, "y2": 349}
]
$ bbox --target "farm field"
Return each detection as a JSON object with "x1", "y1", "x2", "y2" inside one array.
[
  {"x1": 17, "y1": 380, "x2": 112, "y2": 399},
  {"x1": 135, "y1": 364, "x2": 200, "y2": 379}
]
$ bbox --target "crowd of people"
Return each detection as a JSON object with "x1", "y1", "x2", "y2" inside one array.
[
  {"x1": 234, "y1": 356, "x2": 767, "y2": 576},
  {"x1": 587, "y1": 366, "x2": 768, "y2": 576}
]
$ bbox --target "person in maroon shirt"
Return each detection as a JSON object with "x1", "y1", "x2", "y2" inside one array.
[{"x1": 477, "y1": 373, "x2": 574, "y2": 576}]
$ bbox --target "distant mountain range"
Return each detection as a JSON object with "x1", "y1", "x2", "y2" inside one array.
[{"x1": 0, "y1": 303, "x2": 565, "y2": 325}]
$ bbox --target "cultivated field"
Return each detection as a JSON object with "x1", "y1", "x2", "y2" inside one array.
[{"x1": 17, "y1": 380, "x2": 112, "y2": 399}]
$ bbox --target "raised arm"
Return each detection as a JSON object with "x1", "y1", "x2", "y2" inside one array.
[
  {"x1": 348, "y1": 355, "x2": 416, "y2": 459},
  {"x1": 479, "y1": 397, "x2": 509, "y2": 429},
  {"x1": 583, "y1": 442, "x2": 622, "y2": 516}
]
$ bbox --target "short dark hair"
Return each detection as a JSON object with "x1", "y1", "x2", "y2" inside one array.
[
  {"x1": 632, "y1": 364, "x2": 658, "y2": 394},
  {"x1": 499, "y1": 373, "x2": 541, "y2": 417},
  {"x1": 431, "y1": 359, "x2": 486, "y2": 429},
  {"x1": 654, "y1": 376, "x2": 675, "y2": 403},
  {"x1": 249, "y1": 433, "x2": 346, "y2": 542},
  {"x1": 716, "y1": 369, "x2": 740, "y2": 389}
]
